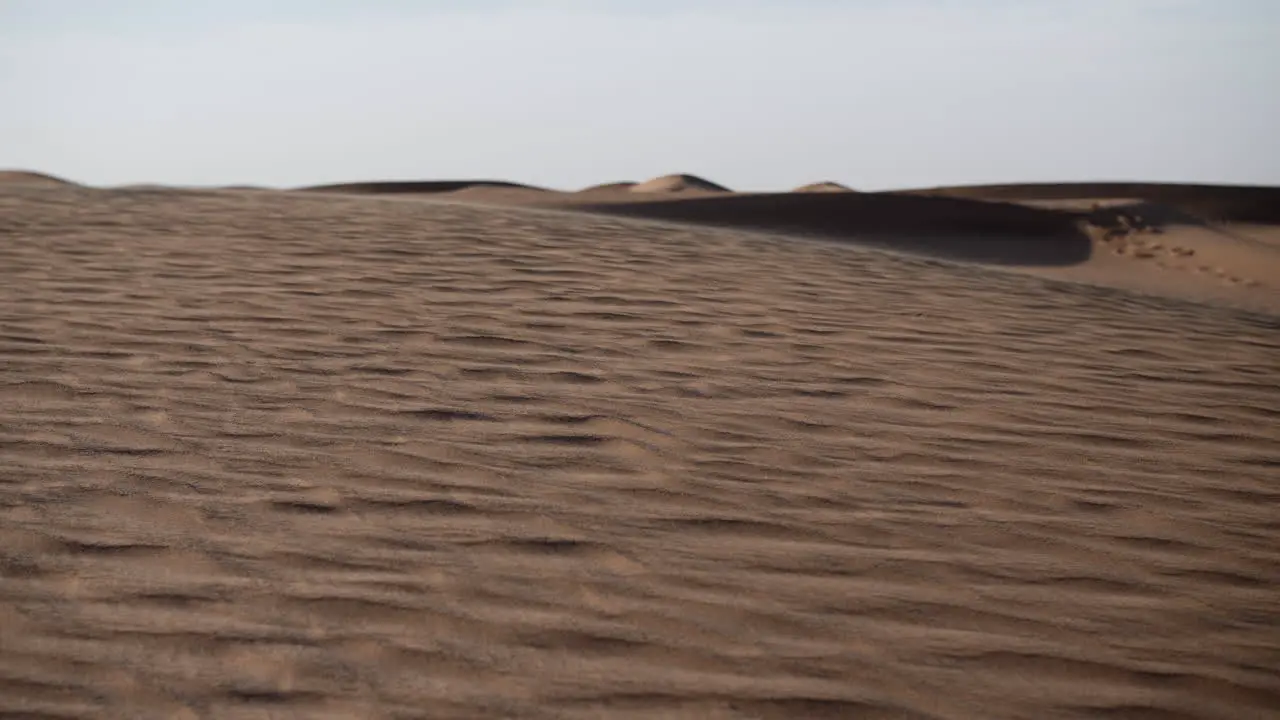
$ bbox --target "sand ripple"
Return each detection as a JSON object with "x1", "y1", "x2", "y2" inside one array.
[{"x1": 1, "y1": 186, "x2": 1277, "y2": 719}]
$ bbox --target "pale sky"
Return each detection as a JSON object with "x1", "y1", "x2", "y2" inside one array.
[{"x1": 2, "y1": 0, "x2": 1277, "y2": 191}]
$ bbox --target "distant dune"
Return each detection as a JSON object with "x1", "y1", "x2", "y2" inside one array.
[
  {"x1": 576, "y1": 181, "x2": 637, "y2": 193},
  {"x1": 435, "y1": 175, "x2": 733, "y2": 205},
  {"x1": 0, "y1": 170, "x2": 77, "y2": 186},
  {"x1": 794, "y1": 181, "x2": 855, "y2": 193},
  {"x1": 630, "y1": 174, "x2": 730, "y2": 194},
  {"x1": 299, "y1": 179, "x2": 546, "y2": 195}
]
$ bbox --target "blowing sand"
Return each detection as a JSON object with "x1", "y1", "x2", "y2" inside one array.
[{"x1": 1, "y1": 181, "x2": 1278, "y2": 719}]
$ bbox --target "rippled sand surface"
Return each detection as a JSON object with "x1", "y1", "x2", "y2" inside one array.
[{"x1": 2, "y1": 186, "x2": 1277, "y2": 719}]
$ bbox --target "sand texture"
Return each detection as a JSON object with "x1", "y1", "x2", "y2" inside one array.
[{"x1": 1, "y1": 183, "x2": 1279, "y2": 719}]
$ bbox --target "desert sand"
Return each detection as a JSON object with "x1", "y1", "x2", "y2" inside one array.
[{"x1": 1, "y1": 174, "x2": 1278, "y2": 719}]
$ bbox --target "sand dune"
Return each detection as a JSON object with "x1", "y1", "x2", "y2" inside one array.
[
  {"x1": 0, "y1": 169, "x2": 77, "y2": 186},
  {"x1": 300, "y1": 179, "x2": 547, "y2": 195},
  {"x1": 139, "y1": 171, "x2": 1280, "y2": 309},
  {"x1": 8, "y1": 167, "x2": 1275, "y2": 309},
  {"x1": 551, "y1": 186, "x2": 1279, "y2": 313},
  {"x1": 572, "y1": 190, "x2": 1091, "y2": 266},
  {"x1": 342, "y1": 175, "x2": 1280, "y2": 311},
  {"x1": 577, "y1": 181, "x2": 638, "y2": 193},
  {"x1": 794, "y1": 181, "x2": 856, "y2": 193},
  {"x1": 1, "y1": 181, "x2": 1278, "y2": 719},
  {"x1": 630, "y1": 173, "x2": 731, "y2": 194}
]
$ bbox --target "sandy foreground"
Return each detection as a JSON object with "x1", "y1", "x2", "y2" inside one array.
[{"x1": 1, "y1": 179, "x2": 1278, "y2": 719}]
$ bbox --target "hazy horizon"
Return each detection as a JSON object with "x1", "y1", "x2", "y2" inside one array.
[{"x1": 2, "y1": 0, "x2": 1277, "y2": 191}]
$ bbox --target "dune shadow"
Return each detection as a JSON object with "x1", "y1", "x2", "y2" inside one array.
[
  {"x1": 297, "y1": 179, "x2": 546, "y2": 195},
  {"x1": 904, "y1": 182, "x2": 1280, "y2": 225},
  {"x1": 572, "y1": 192, "x2": 1092, "y2": 267}
]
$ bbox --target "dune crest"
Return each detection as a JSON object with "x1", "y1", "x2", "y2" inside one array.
[
  {"x1": 905, "y1": 181, "x2": 1280, "y2": 224},
  {"x1": 794, "y1": 181, "x2": 855, "y2": 193},
  {"x1": 299, "y1": 179, "x2": 546, "y2": 195},
  {"x1": 574, "y1": 190, "x2": 1089, "y2": 266},
  {"x1": 577, "y1": 181, "x2": 637, "y2": 193},
  {"x1": 0, "y1": 169, "x2": 76, "y2": 186},
  {"x1": 561, "y1": 184, "x2": 1279, "y2": 313}
]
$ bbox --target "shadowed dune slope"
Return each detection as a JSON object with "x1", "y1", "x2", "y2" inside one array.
[
  {"x1": 904, "y1": 182, "x2": 1280, "y2": 224},
  {"x1": 574, "y1": 191, "x2": 1090, "y2": 266},
  {"x1": 1, "y1": 183, "x2": 1277, "y2": 719},
  {"x1": 299, "y1": 179, "x2": 547, "y2": 195},
  {"x1": 577, "y1": 181, "x2": 638, "y2": 193}
]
